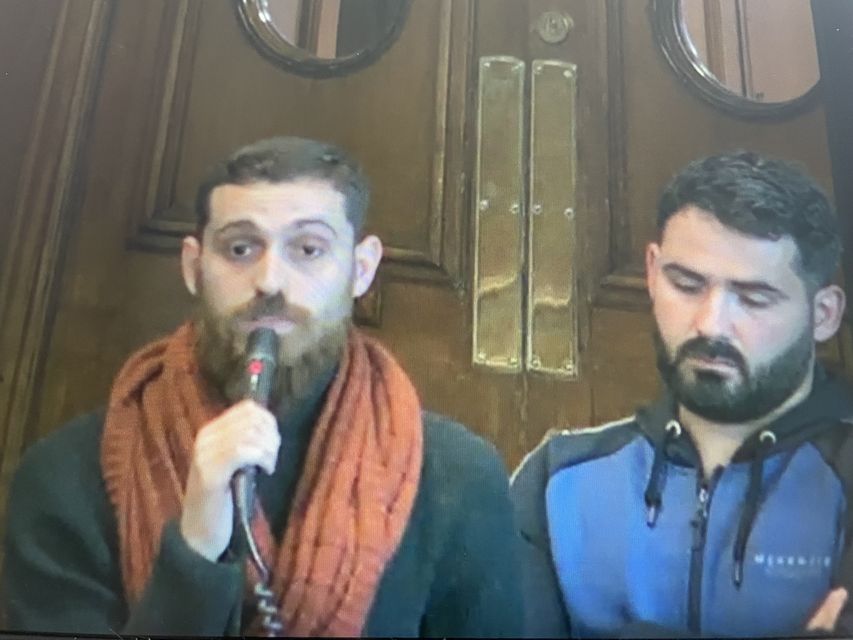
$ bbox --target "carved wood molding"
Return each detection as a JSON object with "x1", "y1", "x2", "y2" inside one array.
[
  {"x1": 127, "y1": 0, "x2": 472, "y2": 297},
  {"x1": 585, "y1": 2, "x2": 651, "y2": 316},
  {"x1": 595, "y1": 270, "x2": 651, "y2": 311},
  {"x1": 125, "y1": 0, "x2": 200, "y2": 252},
  {"x1": 0, "y1": 0, "x2": 112, "y2": 517},
  {"x1": 812, "y1": 0, "x2": 853, "y2": 328},
  {"x1": 605, "y1": 0, "x2": 630, "y2": 289}
]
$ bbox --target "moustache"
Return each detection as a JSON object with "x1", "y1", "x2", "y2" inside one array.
[
  {"x1": 675, "y1": 337, "x2": 747, "y2": 374},
  {"x1": 231, "y1": 294, "x2": 312, "y2": 326}
]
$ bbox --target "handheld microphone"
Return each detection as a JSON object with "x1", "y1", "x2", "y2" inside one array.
[
  {"x1": 228, "y1": 328, "x2": 284, "y2": 635},
  {"x1": 230, "y1": 328, "x2": 279, "y2": 575}
]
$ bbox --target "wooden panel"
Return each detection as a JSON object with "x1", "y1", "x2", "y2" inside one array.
[
  {"x1": 812, "y1": 0, "x2": 853, "y2": 322},
  {"x1": 0, "y1": 0, "x2": 67, "y2": 570},
  {"x1": 128, "y1": 0, "x2": 468, "y2": 286},
  {"x1": 587, "y1": 306, "x2": 662, "y2": 424},
  {"x1": 0, "y1": 0, "x2": 111, "y2": 544},
  {"x1": 0, "y1": 0, "x2": 65, "y2": 268}
]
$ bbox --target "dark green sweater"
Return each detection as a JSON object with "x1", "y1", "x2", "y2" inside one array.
[{"x1": 1, "y1": 379, "x2": 522, "y2": 637}]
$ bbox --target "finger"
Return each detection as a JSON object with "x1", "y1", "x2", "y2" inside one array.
[
  {"x1": 193, "y1": 431, "x2": 279, "y2": 474},
  {"x1": 197, "y1": 410, "x2": 279, "y2": 448},
  {"x1": 224, "y1": 440, "x2": 279, "y2": 471},
  {"x1": 226, "y1": 403, "x2": 279, "y2": 438},
  {"x1": 213, "y1": 400, "x2": 274, "y2": 428},
  {"x1": 807, "y1": 588, "x2": 848, "y2": 631}
]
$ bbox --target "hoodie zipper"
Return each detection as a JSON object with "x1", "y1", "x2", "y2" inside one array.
[{"x1": 687, "y1": 467, "x2": 722, "y2": 634}]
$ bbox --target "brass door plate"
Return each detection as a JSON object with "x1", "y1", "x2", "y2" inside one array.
[
  {"x1": 527, "y1": 60, "x2": 579, "y2": 379},
  {"x1": 472, "y1": 56, "x2": 525, "y2": 373}
]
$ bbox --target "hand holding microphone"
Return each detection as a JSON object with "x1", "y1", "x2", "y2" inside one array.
[{"x1": 179, "y1": 329, "x2": 280, "y2": 562}]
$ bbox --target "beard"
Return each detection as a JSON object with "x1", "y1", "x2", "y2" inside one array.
[
  {"x1": 653, "y1": 325, "x2": 814, "y2": 424},
  {"x1": 194, "y1": 288, "x2": 351, "y2": 413}
]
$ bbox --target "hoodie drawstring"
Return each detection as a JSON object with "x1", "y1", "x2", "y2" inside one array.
[
  {"x1": 645, "y1": 420, "x2": 683, "y2": 527},
  {"x1": 732, "y1": 429, "x2": 777, "y2": 588}
]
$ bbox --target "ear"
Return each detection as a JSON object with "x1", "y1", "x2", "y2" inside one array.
[
  {"x1": 813, "y1": 284, "x2": 846, "y2": 343},
  {"x1": 181, "y1": 235, "x2": 202, "y2": 296},
  {"x1": 352, "y1": 234, "x2": 383, "y2": 298},
  {"x1": 645, "y1": 242, "x2": 661, "y2": 303}
]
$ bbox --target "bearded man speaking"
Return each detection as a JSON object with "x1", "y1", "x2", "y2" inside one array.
[{"x1": 1, "y1": 137, "x2": 522, "y2": 637}]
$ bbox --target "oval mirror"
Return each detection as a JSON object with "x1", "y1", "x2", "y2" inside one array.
[
  {"x1": 651, "y1": 0, "x2": 821, "y2": 118},
  {"x1": 237, "y1": 0, "x2": 412, "y2": 78}
]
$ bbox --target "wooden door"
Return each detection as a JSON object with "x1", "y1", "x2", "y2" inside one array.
[{"x1": 3, "y1": 0, "x2": 851, "y2": 542}]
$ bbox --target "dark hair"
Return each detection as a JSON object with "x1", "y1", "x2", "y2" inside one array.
[
  {"x1": 657, "y1": 150, "x2": 842, "y2": 291},
  {"x1": 195, "y1": 136, "x2": 370, "y2": 235}
]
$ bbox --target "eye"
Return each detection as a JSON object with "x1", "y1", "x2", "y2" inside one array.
[
  {"x1": 739, "y1": 292, "x2": 774, "y2": 309},
  {"x1": 289, "y1": 237, "x2": 329, "y2": 261},
  {"x1": 301, "y1": 244, "x2": 324, "y2": 258},
  {"x1": 671, "y1": 278, "x2": 703, "y2": 294},
  {"x1": 226, "y1": 239, "x2": 261, "y2": 261}
]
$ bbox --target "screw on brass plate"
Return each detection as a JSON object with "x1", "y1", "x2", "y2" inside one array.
[
  {"x1": 531, "y1": 203, "x2": 543, "y2": 215},
  {"x1": 479, "y1": 199, "x2": 490, "y2": 211},
  {"x1": 533, "y1": 63, "x2": 543, "y2": 75},
  {"x1": 564, "y1": 69, "x2": 574, "y2": 79},
  {"x1": 530, "y1": 356, "x2": 542, "y2": 369},
  {"x1": 476, "y1": 351, "x2": 487, "y2": 362},
  {"x1": 564, "y1": 207, "x2": 575, "y2": 218},
  {"x1": 510, "y1": 203, "x2": 520, "y2": 214},
  {"x1": 563, "y1": 362, "x2": 575, "y2": 373},
  {"x1": 483, "y1": 61, "x2": 491, "y2": 68}
]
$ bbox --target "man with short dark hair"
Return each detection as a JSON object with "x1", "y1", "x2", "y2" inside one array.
[
  {"x1": 1, "y1": 136, "x2": 522, "y2": 637},
  {"x1": 512, "y1": 150, "x2": 853, "y2": 638}
]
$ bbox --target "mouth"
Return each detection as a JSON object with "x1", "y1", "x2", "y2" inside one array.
[
  {"x1": 685, "y1": 355, "x2": 740, "y2": 373},
  {"x1": 237, "y1": 316, "x2": 297, "y2": 335}
]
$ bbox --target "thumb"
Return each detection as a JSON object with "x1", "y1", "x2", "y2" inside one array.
[{"x1": 806, "y1": 587, "x2": 848, "y2": 632}]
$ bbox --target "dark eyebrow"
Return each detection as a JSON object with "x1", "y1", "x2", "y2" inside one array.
[
  {"x1": 729, "y1": 280, "x2": 787, "y2": 298},
  {"x1": 662, "y1": 263, "x2": 787, "y2": 298},
  {"x1": 294, "y1": 218, "x2": 338, "y2": 238},
  {"x1": 212, "y1": 218, "x2": 339, "y2": 238},
  {"x1": 212, "y1": 220, "x2": 260, "y2": 237},
  {"x1": 662, "y1": 263, "x2": 706, "y2": 283}
]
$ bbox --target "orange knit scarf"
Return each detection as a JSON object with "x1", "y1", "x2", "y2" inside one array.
[{"x1": 100, "y1": 322, "x2": 423, "y2": 636}]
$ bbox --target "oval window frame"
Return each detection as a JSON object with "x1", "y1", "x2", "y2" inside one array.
[
  {"x1": 649, "y1": 0, "x2": 821, "y2": 119},
  {"x1": 236, "y1": 0, "x2": 413, "y2": 79}
]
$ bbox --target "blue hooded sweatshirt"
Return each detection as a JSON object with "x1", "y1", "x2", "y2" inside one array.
[{"x1": 511, "y1": 366, "x2": 853, "y2": 638}]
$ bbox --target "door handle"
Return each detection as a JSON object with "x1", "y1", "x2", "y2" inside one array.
[
  {"x1": 526, "y1": 59, "x2": 579, "y2": 379},
  {"x1": 472, "y1": 56, "x2": 525, "y2": 373},
  {"x1": 472, "y1": 56, "x2": 579, "y2": 379}
]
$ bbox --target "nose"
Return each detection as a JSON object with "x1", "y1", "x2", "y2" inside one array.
[
  {"x1": 253, "y1": 249, "x2": 287, "y2": 297},
  {"x1": 691, "y1": 287, "x2": 734, "y2": 339}
]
